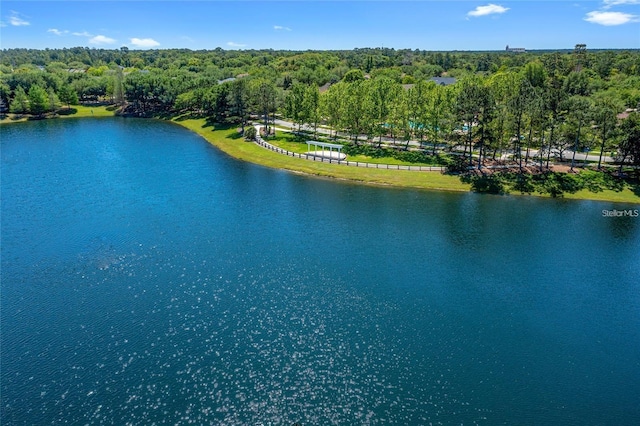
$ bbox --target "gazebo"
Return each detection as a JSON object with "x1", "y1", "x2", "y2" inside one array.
[{"x1": 305, "y1": 140, "x2": 346, "y2": 161}]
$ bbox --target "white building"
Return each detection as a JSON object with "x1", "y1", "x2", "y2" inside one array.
[{"x1": 505, "y1": 45, "x2": 526, "y2": 53}]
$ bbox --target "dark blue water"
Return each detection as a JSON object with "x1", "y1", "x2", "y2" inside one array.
[{"x1": 2, "y1": 118, "x2": 639, "y2": 425}]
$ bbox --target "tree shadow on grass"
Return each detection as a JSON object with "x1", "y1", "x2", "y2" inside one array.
[
  {"x1": 57, "y1": 108, "x2": 77, "y2": 116},
  {"x1": 154, "y1": 111, "x2": 175, "y2": 120},
  {"x1": 226, "y1": 131, "x2": 242, "y2": 140},
  {"x1": 172, "y1": 112, "x2": 217, "y2": 122},
  {"x1": 512, "y1": 173, "x2": 535, "y2": 194},
  {"x1": 577, "y1": 170, "x2": 628, "y2": 193},
  {"x1": 287, "y1": 132, "x2": 308, "y2": 143},
  {"x1": 460, "y1": 169, "x2": 640, "y2": 200},
  {"x1": 173, "y1": 112, "x2": 197, "y2": 122},
  {"x1": 625, "y1": 173, "x2": 640, "y2": 198},
  {"x1": 200, "y1": 119, "x2": 243, "y2": 140},
  {"x1": 202, "y1": 118, "x2": 236, "y2": 130},
  {"x1": 603, "y1": 173, "x2": 628, "y2": 193},
  {"x1": 203, "y1": 117, "x2": 219, "y2": 129}
]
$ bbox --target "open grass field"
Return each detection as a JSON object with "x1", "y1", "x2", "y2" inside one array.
[
  {"x1": 0, "y1": 105, "x2": 116, "y2": 124},
  {"x1": 341, "y1": 154, "x2": 435, "y2": 167}
]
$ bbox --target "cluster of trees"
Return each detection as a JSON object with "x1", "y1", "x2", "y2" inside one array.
[
  {"x1": 7, "y1": 84, "x2": 77, "y2": 116},
  {"x1": 1, "y1": 46, "x2": 639, "y2": 167},
  {"x1": 4, "y1": 46, "x2": 638, "y2": 80},
  {"x1": 281, "y1": 66, "x2": 639, "y2": 169}
]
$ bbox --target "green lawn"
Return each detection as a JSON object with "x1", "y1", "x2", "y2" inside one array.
[
  {"x1": 0, "y1": 105, "x2": 116, "y2": 124},
  {"x1": 267, "y1": 131, "x2": 438, "y2": 166},
  {"x1": 344, "y1": 154, "x2": 435, "y2": 167},
  {"x1": 62, "y1": 105, "x2": 117, "y2": 118},
  {"x1": 174, "y1": 119, "x2": 471, "y2": 192},
  {"x1": 265, "y1": 132, "x2": 314, "y2": 153}
]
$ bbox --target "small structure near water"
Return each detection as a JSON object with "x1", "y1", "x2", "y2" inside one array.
[{"x1": 305, "y1": 140, "x2": 346, "y2": 161}]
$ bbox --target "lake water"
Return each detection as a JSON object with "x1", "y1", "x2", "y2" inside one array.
[{"x1": 2, "y1": 118, "x2": 639, "y2": 425}]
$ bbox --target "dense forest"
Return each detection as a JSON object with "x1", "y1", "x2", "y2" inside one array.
[{"x1": 1, "y1": 46, "x2": 639, "y2": 174}]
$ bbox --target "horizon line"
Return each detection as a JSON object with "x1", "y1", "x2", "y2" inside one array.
[{"x1": 2, "y1": 46, "x2": 639, "y2": 52}]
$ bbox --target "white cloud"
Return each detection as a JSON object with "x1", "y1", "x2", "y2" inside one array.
[
  {"x1": 584, "y1": 10, "x2": 639, "y2": 25},
  {"x1": 227, "y1": 41, "x2": 247, "y2": 48},
  {"x1": 47, "y1": 28, "x2": 68, "y2": 36},
  {"x1": 72, "y1": 31, "x2": 92, "y2": 37},
  {"x1": 9, "y1": 12, "x2": 30, "y2": 26},
  {"x1": 602, "y1": 0, "x2": 640, "y2": 9},
  {"x1": 130, "y1": 37, "x2": 160, "y2": 48},
  {"x1": 274, "y1": 25, "x2": 292, "y2": 31},
  {"x1": 467, "y1": 4, "x2": 510, "y2": 17},
  {"x1": 89, "y1": 35, "x2": 117, "y2": 45}
]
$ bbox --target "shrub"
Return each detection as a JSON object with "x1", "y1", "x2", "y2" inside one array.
[
  {"x1": 511, "y1": 173, "x2": 535, "y2": 194},
  {"x1": 244, "y1": 126, "x2": 257, "y2": 141},
  {"x1": 462, "y1": 174, "x2": 507, "y2": 194}
]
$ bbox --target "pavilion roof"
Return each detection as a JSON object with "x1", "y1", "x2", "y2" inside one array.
[{"x1": 307, "y1": 140, "x2": 344, "y2": 149}]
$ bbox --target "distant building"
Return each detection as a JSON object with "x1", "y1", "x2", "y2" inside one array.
[
  {"x1": 430, "y1": 77, "x2": 457, "y2": 86},
  {"x1": 402, "y1": 77, "x2": 457, "y2": 90},
  {"x1": 506, "y1": 45, "x2": 526, "y2": 53},
  {"x1": 319, "y1": 82, "x2": 332, "y2": 93},
  {"x1": 617, "y1": 108, "x2": 637, "y2": 120}
]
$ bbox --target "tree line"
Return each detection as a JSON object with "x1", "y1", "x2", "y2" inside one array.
[{"x1": 1, "y1": 46, "x2": 639, "y2": 168}]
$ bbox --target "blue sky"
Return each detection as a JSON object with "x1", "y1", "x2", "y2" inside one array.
[{"x1": 1, "y1": 1, "x2": 638, "y2": 51}]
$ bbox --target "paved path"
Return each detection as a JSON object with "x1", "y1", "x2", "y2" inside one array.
[
  {"x1": 521, "y1": 149, "x2": 614, "y2": 163},
  {"x1": 272, "y1": 118, "x2": 619, "y2": 164}
]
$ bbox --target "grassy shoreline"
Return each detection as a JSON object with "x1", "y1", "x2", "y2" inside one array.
[
  {"x1": 2, "y1": 111, "x2": 638, "y2": 203},
  {"x1": 174, "y1": 118, "x2": 640, "y2": 204},
  {"x1": 0, "y1": 105, "x2": 116, "y2": 124},
  {"x1": 174, "y1": 118, "x2": 472, "y2": 193}
]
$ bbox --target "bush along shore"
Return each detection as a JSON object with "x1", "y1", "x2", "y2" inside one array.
[{"x1": 461, "y1": 168, "x2": 639, "y2": 199}]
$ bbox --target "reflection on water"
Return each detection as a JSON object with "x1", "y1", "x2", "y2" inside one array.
[{"x1": 2, "y1": 118, "x2": 639, "y2": 425}]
